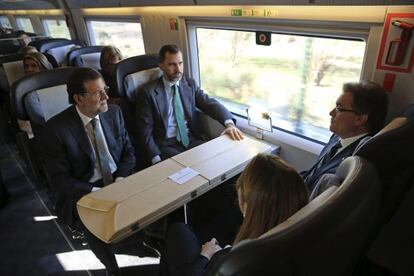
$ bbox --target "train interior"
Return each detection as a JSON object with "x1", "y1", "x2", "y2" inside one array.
[{"x1": 0, "y1": 0, "x2": 414, "y2": 275}]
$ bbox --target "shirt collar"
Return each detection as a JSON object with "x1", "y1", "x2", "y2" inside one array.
[
  {"x1": 340, "y1": 133, "x2": 368, "y2": 149},
  {"x1": 76, "y1": 105, "x2": 99, "y2": 127},
  {"x1": 162, "y1": 76, "x2": 180, "y2": 91}
]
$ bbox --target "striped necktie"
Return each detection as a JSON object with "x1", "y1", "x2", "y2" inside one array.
[
  {"x1": 172, "y1": 84, "x2": 189, "y2": 147},
  {"x1": 90, "y1": 118, "x2": 113, "y2": 186}
]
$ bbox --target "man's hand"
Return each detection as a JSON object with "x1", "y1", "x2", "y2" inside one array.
[
  {"x1": 200, "y1": 238, "x2": 222, "y2": 260},
  {"x1": 221, "y1": 124, "x2": 244, "y2": 140}
]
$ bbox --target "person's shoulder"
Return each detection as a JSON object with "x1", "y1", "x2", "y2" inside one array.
[
  {"x1": 141, "y1": 76, "x2": 162, "y2": 92},
  {"x1": 46, "y1": 105, "x2": 74, "y2": 129}
]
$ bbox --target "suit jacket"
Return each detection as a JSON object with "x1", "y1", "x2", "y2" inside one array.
[
  {"x1": 302, "y1": 134, "x2": 366, "y2": 194},
  {"x1": 43, "y1": 104, "x2": 135, "y2": 226},
  {"x1": 136, "y1": 76, "x2": 233, "y2": 160}
]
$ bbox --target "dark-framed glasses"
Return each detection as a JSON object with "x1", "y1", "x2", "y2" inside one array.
[
  {"x1": 82, "y1": 86, "x2": 110, "y2": 98},
  {"x1": 335, "y1": 106, "x2": 358, "y2": 113}
]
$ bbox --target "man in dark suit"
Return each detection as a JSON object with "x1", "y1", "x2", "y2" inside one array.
[
  {"x1": 303, "y1": 81, "x2": 388, "y2": 196},
  {"x1": 136, "y1": 44, "x2": 243, "y2": 164},
  {"x1": 43, "y1": 67, "x2": 135, "y2": 276}
]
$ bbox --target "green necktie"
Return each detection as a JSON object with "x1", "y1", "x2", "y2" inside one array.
[
  {"x1": 172, "y1": 84, "x2": 189, "y2": 147},
  {"x1": 90, "y1": 118, "x2": 114, "y2": 186}
]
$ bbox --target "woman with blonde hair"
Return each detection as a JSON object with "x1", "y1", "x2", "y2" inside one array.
[
  {"x1": 23, "y1": 52, "x2": 53, "y2": 75},
  {"x1": 99, "y1": 45, "x2": 123, "y2": 98},
  {"x1": 162, "y1": 153, "x2": 309, "y2": 276}
]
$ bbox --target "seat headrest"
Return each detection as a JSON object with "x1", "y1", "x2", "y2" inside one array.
[
  {"x1": 46, "y1": 44, "x2": 75, "y2": 65},
  {"x1": 76, "y1": 52, "x2": 101, "y2": 69},
  {"x1": 3, "y1": 60, "x2": 24, "y2": 86},
  {"x1": 124, "y1": 67, "x2": 162, "y2": 102},
  {"x1": 24, "y1": 85, "x2": 70, "y2": 125},
  {"x1": 66, "y1": 45, "x2": 104, "y2": 67},
  {"x1": 10, "y1": 67, "x2": 77, "y2": 120},
  {"x1": 114, "y1": 54, "x2": 159, "y2": 98}
]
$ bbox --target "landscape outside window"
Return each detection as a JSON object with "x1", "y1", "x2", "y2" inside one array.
[
  {"x1": 0, "y1": 16, "x2": 12, "y2": 29},
  {"x1": 196, "y1": 28, "x2": 365, "y2": 142},
  {"x1": 16, "y1": 17, "x2": 34, "y2": 33},
  {"x1": 43, "y1": 19, "x2": 71, "y2": 39},
  {"x1": 89, "y1": 20, "x2": 145, "y2": 58}
]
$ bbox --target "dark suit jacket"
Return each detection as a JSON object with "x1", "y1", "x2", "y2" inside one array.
[
  {"x1": 43, "y1": 104, "x2": 135, "y2": 226},
  {"x1": 302, "y1": 134, "x2": 366, "y2": 194},
  {"x1": 136, "y1": 76, "x2": 233, "y2": 160}
]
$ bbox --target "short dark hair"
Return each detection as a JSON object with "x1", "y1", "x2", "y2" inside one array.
[
  {"x1": 158, "y1": 44, "x2": 181, "y2": 62},
  {"x1": 67, "y1": 67, "x2": 102, "y2": 104},
  {"x1": 343, "y1": 81, "x2": 388, "y2": 135}
]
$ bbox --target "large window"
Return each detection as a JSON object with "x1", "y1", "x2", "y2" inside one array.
[
  {"x1": 87, "y1": 19, "x2": 145, "y2": 58},
  {"x1": 42, "y1": 18, "x2": 71, "y2": 39},
  {"x1": 16, "y1": 17, "x2": 34, "y2": 33},
  {"x1": 0, "y1": 16, "x2": 12, "y2": 29},
  {"x1": 194, "y1": 27, "x2": 366, "y2": 143}
]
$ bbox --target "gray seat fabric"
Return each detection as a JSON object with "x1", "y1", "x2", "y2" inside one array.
[
  {"x1": 66, "y1": 45, "x2": 104, "y2": 69},
  {"x1": 207, "y1": 156, "x2": 381, "y2": 276}
]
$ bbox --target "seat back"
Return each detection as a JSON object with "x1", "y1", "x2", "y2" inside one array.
[
  {"x1": 355, "y1": 104, "x2": 414, "y2": 224},
  {"x1": 354, "y1": 104, "x2": 414, "y2": 273},
  {"x1": 207, "y1": 156, "x2": 381, "y2": 276},
  {"x1": 0, "y1": 53, "x2": 24, "y2": 92},
  {"x1": 66, "y1": 46, "x2": 104, "y2": 69},
  {"x1": 114, "y1": 54, "x2": 160, "y2": 169},
  {"x1": 3, "y1": 60, "x2": 25, "y2": 87},
  {"x1": 29, "y1": 38, "x2": 84, "y2": 66},
  {"x1": 10, "y1": 67, "x2": 76, "y2": 137}
]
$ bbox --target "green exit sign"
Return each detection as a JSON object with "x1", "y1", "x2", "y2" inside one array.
[{"x1": 231, "y1": 9, "x2": 242, "y2": 16}]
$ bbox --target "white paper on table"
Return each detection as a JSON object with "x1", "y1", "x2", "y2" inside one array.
[{"x1": 168, "y1": 167, "x2": 200, "y2": 185}]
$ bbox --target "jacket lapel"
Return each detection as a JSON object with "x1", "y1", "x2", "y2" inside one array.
[
  {"x1": 153, "y1": 78, "x2": 169, "y2": 130},
  {"x1": 66, "y1": 106, "x2": 94, "y2": 162},
  {"x1": 179, "y1": 79, "x2": 192, "y2": 121}
]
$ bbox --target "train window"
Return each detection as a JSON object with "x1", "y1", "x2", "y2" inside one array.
[
  {"x1": 87, "y1": 19, "x2": 145, "y2": 58},
  {"x1": 15, "y1": 16, "x2": 34, "y2": 33},
  {"x1": 42, "y1": 18, "x2": 71, "y2": 39},
  {"x1": 192, "y1": 27, "x2": 366, "y2": 143},
  {"x1": 0, "y1": 16, "x2": 12, "y2": 29}
]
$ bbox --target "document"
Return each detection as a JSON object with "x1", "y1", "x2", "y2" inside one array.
[{"x1": 169, "y1": 167, "x2": 199, "y2": 185}]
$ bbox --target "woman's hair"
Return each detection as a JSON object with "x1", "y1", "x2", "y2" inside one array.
[
  {"x1": 23, "y1": 52, "x2": 53, "y2": 71},
  {"x1": 100, "y1": 46, "x2": 122, "y2": 72},
  {"x1": 233, "y1": 154, "x2": 309, "y2": 245},
  {"x1": 19, "y1": 46, "x2": 38, "y2": 55}
]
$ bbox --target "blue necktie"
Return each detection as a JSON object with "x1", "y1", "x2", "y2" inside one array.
[
  {"x1": 172, "y1": 84, "x2": 189, "y2": 148},
  {"x1": 90, "y1": 118, "x2": 113, "y2": 185}
]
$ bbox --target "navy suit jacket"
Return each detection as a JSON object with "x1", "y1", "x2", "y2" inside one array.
[
  {"x1": 43, "y1": 105, "x2": 135, "y2": 226},
  {"x1": 136, "y1": 76, "x2": 233, "y2": 161},
  {"x1": 302, "y1": 134, "x2": 366, "y2": 194}
]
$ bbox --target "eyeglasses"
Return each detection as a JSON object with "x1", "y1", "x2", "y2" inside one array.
[
  {"x1": 335, "y1": 106, "x2": 358, "y2": 114},
  {"x1": 82, "y1": 86, "x2": 110, "y2": 98}
]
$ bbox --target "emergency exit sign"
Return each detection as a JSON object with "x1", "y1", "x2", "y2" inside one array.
[{"x1": 231, "y1": 9, "x2": 242, "y2": 16}]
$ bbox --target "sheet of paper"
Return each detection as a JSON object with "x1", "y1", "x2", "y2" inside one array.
[{"x1": 168, "y1": 167, "x2": 199, "y2": 185}]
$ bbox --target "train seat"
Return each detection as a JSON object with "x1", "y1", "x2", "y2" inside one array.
[
  {"x1": 206, "y1": 156, "x2": 381, "y2": 276},
  {"x1": 354, "y1": 104, "x2": 414, "y2": 274},
  {"x1": 10, "y1": 67, "x2": 76, "y2": 189},
  {"x1": 66, "y1": 45, "x2": 104, "y2": 69},
  {"x1": 115, "y1": 54, "x2": 160, "y2": 169},
  {"x1": 29, "y1": 38, "x2": 84, "y2": 66},
  {"x1": 0, "y1": 53, "x2": 24, "y2": 94},
  {"x1": 3, "y1": 60, "x2": 25, "y2": 87}
]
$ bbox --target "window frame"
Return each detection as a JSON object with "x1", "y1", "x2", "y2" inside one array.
[
  {"x1": 186, "y1": 18, "x2": 374, "y2": 144},
  {"x1": 41, "y1": 16, "x2": 70, "y2": 39},
  {"x1": 84, "y1": 16, "x2": 143, "y2": 46},
  {"x1": 15, "y1": 16, "x2": 34, "y2": 33},
  {"x1": 0, "y1": 15, "x2": 12, "y2": 29}
]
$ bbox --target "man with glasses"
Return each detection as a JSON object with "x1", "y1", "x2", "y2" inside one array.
[
  {"x1": 43, "y1": 67, "x2": 135, "y2": 276},
  {"x1": 303, "y1": 81, "x2": 388, "y2": 197}
]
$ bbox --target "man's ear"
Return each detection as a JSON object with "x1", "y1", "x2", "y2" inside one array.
[
  {"x1": 73, "y1": 94, "x2": 83, "y2": 106},
  {"x1": 356, "y1": 113, "x2": 368, "y2": 127}
]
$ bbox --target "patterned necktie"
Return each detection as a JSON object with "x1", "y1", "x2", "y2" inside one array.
[
  {"x1": 172, "y1": 84, "x2": 189, "y2": 147},
  {"x1": 90, "y1": 118, "x2": 113, "y2": 186},
  {"x1": 315, "y1": 141, "x2": 342, "y2": 171}
]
